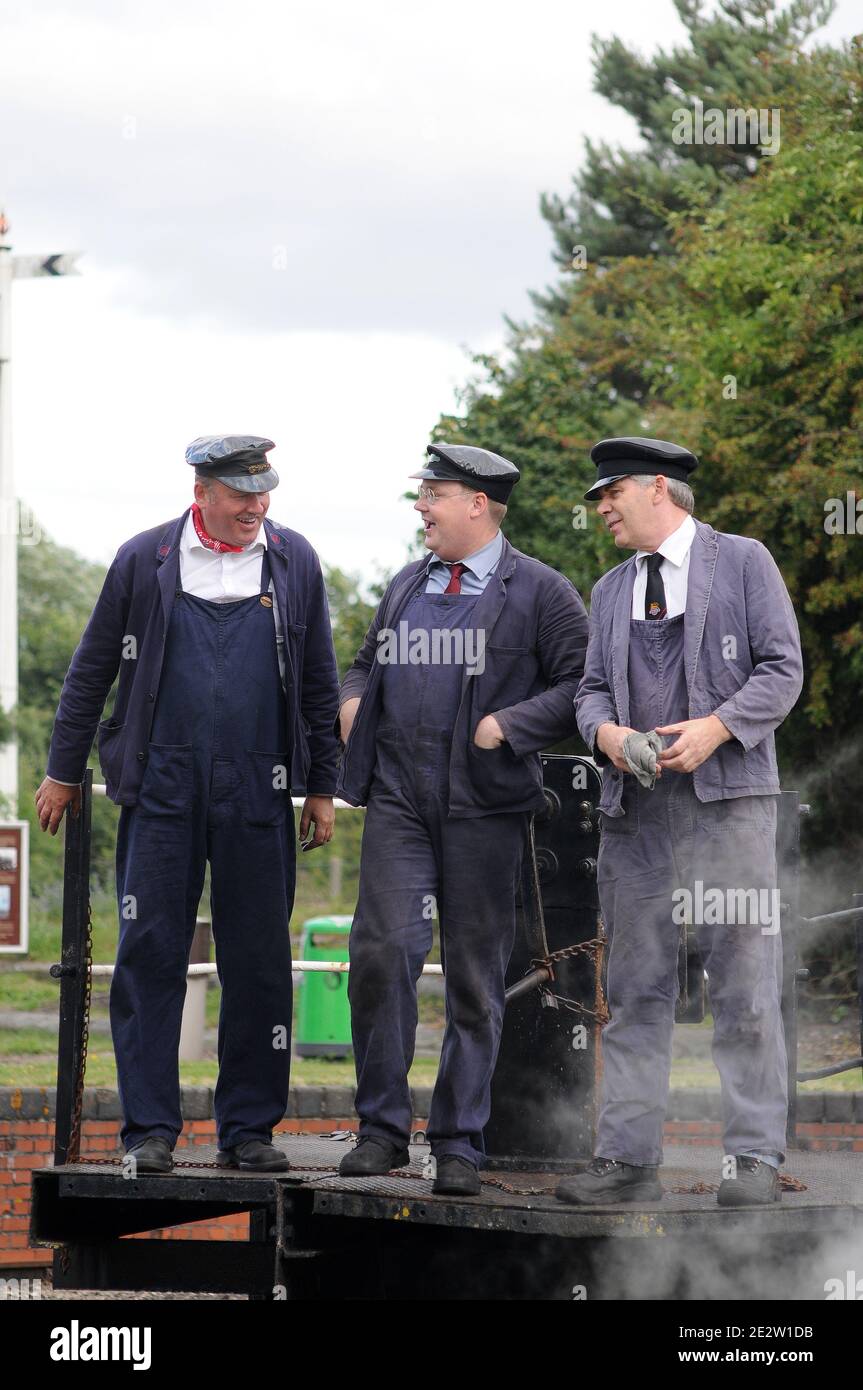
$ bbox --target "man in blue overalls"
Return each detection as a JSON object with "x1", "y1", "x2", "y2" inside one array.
[
  {"x1": 337, "y1": 443, "x2": 589, "y2": 1195},
  {"x1": 37, "y1": 436, "x2": 340, "y2": 1173},
  {"x1": 558, "y1": 437, "x2": 803, "y2": 1208}
]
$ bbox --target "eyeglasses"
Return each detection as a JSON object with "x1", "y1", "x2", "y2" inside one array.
[{"x1": 416, "y1": 486, "x2": 468, "y2": 504}]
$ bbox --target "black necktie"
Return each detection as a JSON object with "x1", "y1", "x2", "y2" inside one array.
[{"x1": 645, "y1": 553, "x2": 667, "y2": 620}]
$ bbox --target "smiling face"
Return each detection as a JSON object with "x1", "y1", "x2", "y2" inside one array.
[
  {"x1": 194, "y1": 478, "x2": 269, "y2": 546},
  {"x1": 413, "y1": 481, "x2": 493, "y2": 561},
  {"x1": 595, "y1": 475, "x2": 669, "y2": 551}
]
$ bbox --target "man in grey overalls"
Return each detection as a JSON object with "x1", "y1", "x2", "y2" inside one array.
[
  {"x1": 557, "y1": 437, "x2": 803, "y2": 1208},
  {"x1": 337, "y1": 443, "x2": 588, "y2": 1195}
]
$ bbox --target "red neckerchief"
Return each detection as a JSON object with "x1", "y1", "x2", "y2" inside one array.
[{"x1": 190, "y1": 503, "x2": 244, "y2": 553}]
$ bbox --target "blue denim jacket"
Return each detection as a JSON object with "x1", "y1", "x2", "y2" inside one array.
[{"x1": 575, "y1": 519, "x2": 803, "y2": 814}]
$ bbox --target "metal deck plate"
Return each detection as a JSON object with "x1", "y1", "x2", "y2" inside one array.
[{"x1": 48, "y1": 1135, "x2": 863, "y2": 1237}]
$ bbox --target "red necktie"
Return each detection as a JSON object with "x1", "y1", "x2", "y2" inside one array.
[
  {"x1": 190, "y1": 503, "x2": 244, "y2": 553},
  {"x1": 444, "y1": 563, "x2": 466, "y2": 594}
]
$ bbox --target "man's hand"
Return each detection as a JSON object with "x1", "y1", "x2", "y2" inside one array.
[
  {"x1": 655, "y1": 715, "x2": 732, "y2": 773},
  {"x1": 299, "y1": 795, "x2": 335, "y2": 852},
  {"x1": 339, "y1": 697, "x2": 361, "y2": 745},
  {"x1": 596, "y1": 723, "x2": 640, "y2": 773},
  {"x1": 35, "y1": 778, "x2": 81, "y2": 836},
  {"x1": 474, "y1": 714, "x2": 505, "y2": 749}
]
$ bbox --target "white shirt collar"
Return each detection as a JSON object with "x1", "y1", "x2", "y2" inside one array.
[
  {"x1": 635, "y1": 514, "x2": 696, "y2": 568},
  {"x1": 182, "y1": 508, "x2": 268, "y2": 554}
]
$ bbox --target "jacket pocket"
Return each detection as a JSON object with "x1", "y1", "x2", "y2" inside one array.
[
  {"x1": 742, "y1": 737, "x2": 778, "y2": 783},
  {"x1": 466, "y1": 738, "x2": 542, "y2": 808},
  {"x1": 477, "y1": 643, "x2": 536, "y2": 700},
  {"x1": 598, "y1": 806, "x2": 640, "y2": 836},
  {"x1": 97, "y1": 717, "x2": 126, "y2": 790},
  {"x1": 597, "y1": 776, "x2": 639, "y2": 834},
  {"x1": 138, "y1": 743, "x2": 192, "y2": 817},
  {"x1": 713, "y1": 738, "x2": 751, "y2": 789},
  {"x1": 245, "y1": 749, "x2": 292, "y2": 826}
]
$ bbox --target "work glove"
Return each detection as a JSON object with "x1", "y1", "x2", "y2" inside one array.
[{"x1": 622, "y1": 729, "x2": 663, "y2": 789}]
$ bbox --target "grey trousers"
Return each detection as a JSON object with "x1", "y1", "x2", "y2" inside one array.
[{"x1": 595, "y1": 776, "x2": 788, "y2": 1167}]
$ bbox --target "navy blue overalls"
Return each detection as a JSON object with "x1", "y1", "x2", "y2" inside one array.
[
  {"x1": 348, "y1": 586, "x2": 528, "y2": 1166},
  {"x1": 595, "y1": 613, "x2": 788, "y2": 1167},
  {"x1": 110, "y1": 548, "x2": 297, "y2": 1151}
]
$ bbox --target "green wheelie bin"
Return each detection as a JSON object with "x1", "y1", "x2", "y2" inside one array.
[{"x1": 294, "y1": 916, "x2": 353, "y2": 1058}]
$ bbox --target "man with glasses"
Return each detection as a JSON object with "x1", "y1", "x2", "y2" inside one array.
[{"x1": 336, "y1": 442, "x2": 589, "y2": 1194}]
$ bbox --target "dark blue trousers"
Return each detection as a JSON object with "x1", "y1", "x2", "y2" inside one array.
[
  {"x1": 348, "y1": 586, "x2": 528, "y2": 1166},
  {"x1": 348, "y1": 747, "x2": 527, "y2": 1165}
]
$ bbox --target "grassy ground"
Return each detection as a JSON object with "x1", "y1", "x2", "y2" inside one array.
[
  {"x1": 3, "y1": 892, "x2": 860, "y2": 1091},
  {"x1": 1, "y1": 1016, "x2": 860, "y2": 1090},
  {"x1": 0, "y1": 1028, "x2": 438, "y2": 1089}
]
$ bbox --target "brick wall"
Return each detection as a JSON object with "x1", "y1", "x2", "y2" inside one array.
[{"x1": 2, "y1": 1085, "x2": 862, "y2": 1267}]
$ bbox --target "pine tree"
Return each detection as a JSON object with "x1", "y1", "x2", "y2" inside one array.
[{"x1": 536, "y1": 0, "x2": 835, "y2": 313}]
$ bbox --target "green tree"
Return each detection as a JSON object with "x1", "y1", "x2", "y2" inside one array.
[
  {"x1": 435, "y1": 25, "x2": 863, "y2": 889},
  {"x1": 538, "y1": 0, "x2": 836, "y2": 309},
  {"x1": 626, "y1": 43, "x2": 863, "y2": 865},
  {"x1": 324, "y1": 565, "x2": 379, "y2": 679}
]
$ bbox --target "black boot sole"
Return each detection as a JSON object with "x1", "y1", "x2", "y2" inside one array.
[
  {"x1": 717, "y1": 1187, "x2": 781, "y2": 1207},
  {"x1": 555, "y1": 1180, "x2": 663, "y2": 1205},
  {"x1": 215, "y1": 1151, "x2": 290, "y2": 1172},
  {"x1": 338, "y1": 1150, "x2": 410, "y2": 1177},
  {"x1": 432, "y1": 1178, "x2": 481, "y2": 1196},
  {"x1": 125, "y1": 1144, "x2": 173, "y2": 1174}
]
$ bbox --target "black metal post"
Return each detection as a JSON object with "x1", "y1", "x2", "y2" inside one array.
[{"x1": 51, "y1": 771, "x2": 93, "y2": 1166}]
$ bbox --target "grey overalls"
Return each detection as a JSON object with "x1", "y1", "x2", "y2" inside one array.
[{"x1": 595, "y1": 612, "x2": 788, "y2": 1166}]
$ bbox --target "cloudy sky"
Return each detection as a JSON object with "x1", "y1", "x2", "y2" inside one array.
[{"x1": 1, "y1": 0, "x2": 858, "y2": 583}]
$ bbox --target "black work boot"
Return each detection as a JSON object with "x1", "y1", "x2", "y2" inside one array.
[
  {"x1": 338, "y1": 1136, "x2": 410, "y2": 1176},
  {"x1": 432, "y1": 1155, "x2": 481, "y2": 1196},
  {"x1": 717, "y1": 1156, "x2": 781, "y2": 1207},
  {"x1": 125, "y1": 1137, "x2": 173, "y2": 1174},
  {"x1": 555, "y1": 1156, "x2": 662, "y2": 1205},
  {"x1": 216, "y1": 1139, "x2": 290, "y2": 1171}
]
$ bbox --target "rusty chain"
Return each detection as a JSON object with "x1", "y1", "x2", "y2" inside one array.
[{"x1": 529, "y1": 936, "x2": 611, "y2": 1025}]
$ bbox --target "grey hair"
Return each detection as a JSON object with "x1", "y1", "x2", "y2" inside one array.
[
  {"x1": 195, "y1": 472, "x2": 216, "y2": 494},
  {"x1": 634, "y1": 473, "x2": 695, "y2": 515}
]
